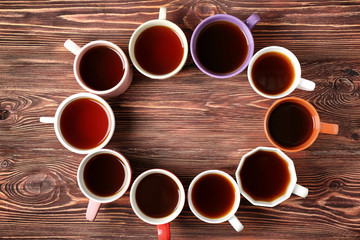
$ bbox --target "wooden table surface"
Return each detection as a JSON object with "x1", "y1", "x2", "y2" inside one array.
[{"x1": 0, "y1": 0, "x2": 359, "y2": 239}]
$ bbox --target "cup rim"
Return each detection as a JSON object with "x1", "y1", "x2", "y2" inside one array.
[
  {"x1": 247, "y1": 46, "x2": 302, "y2": 99},
  {"x1": 128, "y1": 19, "x2": 188, "y2": 79},
  {"x1": 235, "y1": 147, "x2": 297, "y2": 207},
  {"x1": 187, "y1": 170, "x2": 241, "y2": 223},
  {"x1": 264, "y1": 97, "x2": 321, "y2": 152},
  {"x1": 53, "y1": 92, "x2": 115, "y2": 154},
  {"x1": 129, "y1": 169, "x2": 186, "y2": 225},
  {"x1": 73, "y1": 40, "x2": 131, "y2": 96},
  {"x1": 190, "y1": 14, "x2": 255, "y2": 79},
  {"x1": 77, "y1": 149, "x2": 132, "y2": 203}
]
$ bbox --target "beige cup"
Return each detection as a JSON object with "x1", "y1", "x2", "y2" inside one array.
[{"x1": 128, "y1": 7, "x2": 188, "y2": 79}]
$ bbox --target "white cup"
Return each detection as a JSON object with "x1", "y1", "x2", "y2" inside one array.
[
  {"x1": 130, "y1": 169, "x2": 185, "y2": 240},
  {"x1": 64, "y1": 39, "x2": 133, "y2": 98},
  {"x1": 235, "y1": 147, "x2": 308, "y2": 207},
  {"x1": 77, "y1": 149, "x2": 132, "y2": 221},
  {"x1": 128, "y1": 7, "x2": 188, "y2": 79},
  {"x1": 247, "y1": 46, "x2": 316, "y2": 98},
  {"x1": 39, "y1": 93, "x2": 115, "y2": 154},
  {"x1": 188, "y1": 170, "x2": 243, "y2": 232}
]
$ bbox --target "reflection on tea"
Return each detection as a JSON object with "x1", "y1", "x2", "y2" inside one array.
[
  {"x1": 60, "y1": 98, "x2": 110, "y2": 150},
  {"x1": 191, "y1": 173, "x2": 235, "y2": 219},
  {"x1": 134, "y1": 25, "x2": 184, "y2": 75},
  {"x1": 240, "y1": 150, "x2": 290, "y2": 202},
  {"x1": 195, "y1": 21, "x2": 248, "y2": 74},
  {"x1": 84, "y1": 153, "x2": 127, "y2": 197}
]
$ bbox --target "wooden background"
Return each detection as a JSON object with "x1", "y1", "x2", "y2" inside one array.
[{"x1": 0, "y1": 0, "x2": 359, "y2": 239}]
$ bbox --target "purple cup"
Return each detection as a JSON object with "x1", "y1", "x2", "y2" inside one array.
[{"x1": 190, "y1": 14, "x2": 260, "y2": 78}]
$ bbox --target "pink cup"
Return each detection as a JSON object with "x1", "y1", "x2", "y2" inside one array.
[{"x1": 77, "y1": 149, "x2": 132, "y2": 221}]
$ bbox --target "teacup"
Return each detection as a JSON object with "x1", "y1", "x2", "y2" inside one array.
[
  {"x1": 190, "y1": 13, "x2": 260, "y2": 78},
  {"x1": 130, "y1": 169, "x2": 185, "y2": 240},
  {"x1": 77, "y1": 149, "x2": 132, "y2": 221},
  {"x1": 39, "y1": 93, "x2": 115, "y2": 154},
  {"x1": 128, "y1": 7, "x2": 188, "y2": 79},
  {"x1": 248, "y1": 46, "x2": 316, "y2": 98},
  {"x1": 265, "y1": 97, "x2": 339, "y2": 152},
  {"x1": 236, "y1": 147, "x2": 308, "y2": 207},
  {"x1": 64, "y1": 39, "x2": 133, "y2": 98},
  {"x1": 188, "y1": 170, "x2": 243, "y2": 232}
]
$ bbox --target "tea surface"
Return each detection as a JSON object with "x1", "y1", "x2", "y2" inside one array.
[
  {"x1": 195, "y1": 21, "x2": 248, "y2": 74},
  {"x1": 240, "y1": 150, "x2": 291, "y2": 202},
  {"x1": 268, "y1": 101, "x2": 314, "y2": 148},
  {"x1": 251, "y1": 51, "x2": 295, "y2": 95},
  {"x1": 192, "y1": 173, "x2": 235, "y2": 219},
  {"x1": 135, "y1": 26, "x2": 184, "y2": 75},
  {"x1": 135, "y1": 173, "x2": 180, "y2": 218},
  {"x1": 80, "y1": 45, "x2": 125, "y2": 91},
  {"x1": 84, "y1": 153, "x2": 127, "y2": 197},
  {"x1": 60, "y1": 98, "x2": 110, "y2": 150}
]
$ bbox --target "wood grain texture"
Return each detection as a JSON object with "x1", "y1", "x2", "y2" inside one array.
[{"x1": 0, "y1": 0, "x2": 359, "y2": 239}]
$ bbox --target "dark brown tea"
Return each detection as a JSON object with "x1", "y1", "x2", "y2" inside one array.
[
  {"x1": 135, "y1": 26, "x2": 184, "y2": 75},
  {"x1": 267, "y1": 101, "x2": 314, "y2": 148},
  {"x1": 251, "y1": 52, "x2": 295, "y2": 95},
  {"x1": 240, "y1": 150, "x2": 291, "y2": 202},
  {"x1": 135, "y1": 173, "x2": 180, "y2": 218},
  {"x1": 195, "y1": 21, "x2": 248, "y2": 74},
  {"x1": 60, "y1": 98, "x2": 110, "y2": 150},
  {"x1": 84, "y1": 153, "x2": 126, "y2": 197},
  {"x1": 192, "y1": 173, "x2": 235, "y2": 219},
  {"x1": 80, "y1": 45, "x2": 125, "y2": 91}
]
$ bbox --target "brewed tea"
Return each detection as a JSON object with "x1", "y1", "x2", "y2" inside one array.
[
  {"x1": 192, "y1": 173, "x2": 235, "y2": 219},
  {"x1": 80, "y1": 45, "x2": 125, "y2": 91},
  {"x1": 195, "y1": 21, "x2": 248, "y2": 74},
  {"x1": 60, "y1": 98, "x2": 110, "y2": 150},
  {"x1": 267, "y1": 101, "x2": 314, "y2": 148},
  {"x1": 251, "y1": 51, "x2": 295, "y2": 95},
  {"x1": 84, "y1": 153, "x2": 126, "y2": 197},
  {"x1": 134, "y1": 26, "x2": 184, "y2": 75},
  {"x1": 240, "y1": 150, "x2": 291, "y2": 202},
  {"x1": 135, "y1": 173, "x2": 180, "y2": 218}
]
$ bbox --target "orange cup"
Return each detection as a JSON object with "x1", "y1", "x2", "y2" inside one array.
[{"x1": 264, "y1": 97, "x2": 338, "y2": 152}]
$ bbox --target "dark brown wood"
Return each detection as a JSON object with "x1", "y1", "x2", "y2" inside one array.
[{"x1": 0, "y1": 0, "x2": 359, "y2": 239}]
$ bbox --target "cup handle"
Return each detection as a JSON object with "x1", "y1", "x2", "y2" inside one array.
[
  {"x1": 157, "y1": 223, "x2": 170, "y2": 240},
  {"x1": 39, "y1": 117, "x2": 55, "y2": 124},
  {"x1": 64, "y1": 39, "x2": 81, "y2": 55},
  {"x1": 297, "y1": 78, "x2": 316, "y2": 91},
  {"x1": 159, "y1": 7, "x2": 167, "y2": 20},
  {"x1": 292, "y1": 184, "x2": 308, "y2": 198},
  {"x1": 86, "y1": 199, "x2": 101, "y2": 221},
  {"x1": 228, "y1": 215, "x2": 244, "y2": 232},
  {"x1": 244, "y1": 14, "x2": 260, "y2": 30},
  {"x1": 320, "y1": 122, "x2": 339, "y2": 135}
]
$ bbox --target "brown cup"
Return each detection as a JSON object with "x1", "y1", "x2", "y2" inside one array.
[{"x1": 264, "y1": 97, "x2": 338, "y2": 152}]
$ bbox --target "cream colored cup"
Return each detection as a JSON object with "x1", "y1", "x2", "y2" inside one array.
[
  {"x1": 248, "y1": 46, "x2": 315, "y2": 99},
  {"x1": 39, "y1": 93, "x2": 115, "y2": 154},
  {"x1": 128, "y1": 7, "x2": 188, "y2": 79}
]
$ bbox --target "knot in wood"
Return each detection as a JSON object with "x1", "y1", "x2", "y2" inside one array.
[
  {"x1": 334, "y1": 78, "x2": 355, "y2": 93},
  {"x1": 1, "y1": 160, "x2": 9, "y2": 168},
  {"x1": 0, "y1": 109, "x2": 10, "y2": 120},
  {"x1": 351, "y1": 133, "x2": 359, "y2": 141},
  {"x1": 329, "y1": 180, "x2": 341, "y2": 191}
]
